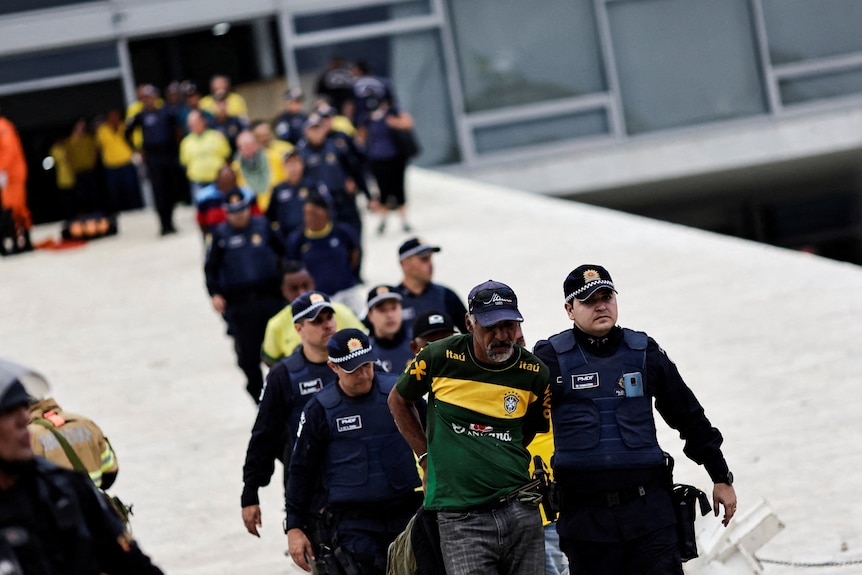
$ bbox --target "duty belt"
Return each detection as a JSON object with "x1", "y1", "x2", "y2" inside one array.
[{"x1": 569, "y1": 484, "x2": 648, "y2": 508}]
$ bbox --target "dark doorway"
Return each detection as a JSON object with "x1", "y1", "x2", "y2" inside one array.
[
  {"x1": 128, "y1": 20, "x2": 285, "y2": 94},
  {"x1": 0, "y1": 80, "x2": 125, "y2": 225}
]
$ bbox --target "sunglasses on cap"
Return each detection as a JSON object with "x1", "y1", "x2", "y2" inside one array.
[{"x1": 468, "y1": 287, "x2": 517, "y2": 310}]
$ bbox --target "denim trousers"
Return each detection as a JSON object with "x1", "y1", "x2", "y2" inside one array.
[
  {"x1": 544, "y1": 523, "x2": 570, "y2": 575},
  {"x1": 437, "y1": 501, "x2": 544, "y2": 575}
]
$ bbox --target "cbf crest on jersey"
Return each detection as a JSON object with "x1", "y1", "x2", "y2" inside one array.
[{"x1": 503, "y1": 391, "x2": 519, "y2": 415}]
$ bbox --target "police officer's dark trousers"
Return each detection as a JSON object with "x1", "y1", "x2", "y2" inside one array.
[{"x1": 226, "y1": 291, "x2": 284, "y2": 402}]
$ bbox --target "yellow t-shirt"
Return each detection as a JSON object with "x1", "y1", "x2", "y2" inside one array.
[
  {"x1": 66, "y1": 134, "x2": 98, "y2": 173},
  {"x1": 95, "y1": 123, "x2": 134, "y2": 168},
  {"x1": 199, "y1": 92, "x2": 249, "y2": 119},
  {"x1": 262, "y1": 302, "x2": 367, "y2": 364},
  {"x1": 179, "y1": 130, "x2": 231, "y2": 183},
  {"x1": 331, "y1": 115, "x2": 356, "y2": 137},
  {"x1": 49, "y1": 143, "x2": 76, "y2": 189},
  {"x1": 528, "y1": 428, "x2": 556, "y2": 526}
]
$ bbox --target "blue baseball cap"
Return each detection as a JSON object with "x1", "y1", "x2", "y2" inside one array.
[{"x1": 467, "y1": 280, "x2": 523, "y2": 327}]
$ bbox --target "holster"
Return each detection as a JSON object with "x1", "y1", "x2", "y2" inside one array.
[
  {"x1": 664, "y1": 452, "x2": 712, "y2": 562},
  {"x1": 533, "y1": 455, "x2": 559, "y2": 522}
]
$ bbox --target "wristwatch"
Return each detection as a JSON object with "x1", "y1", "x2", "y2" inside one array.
[{"x1": 716, "y1": 471, "x2": 734, "y2": 485}]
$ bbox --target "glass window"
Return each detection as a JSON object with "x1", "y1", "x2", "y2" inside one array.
[
  {"x1": 294, "y1": 2, "x2": 431, "y2": 34},
  {"x1": 762, "y1": 0, "x2": 862, "y2": 65},
  {"x1": 446, "y1": 0, "x2": 605, "y2": 112},
  {"x1": 295, "y1": 30, "x2": 459, "y2": 165},
  {"x1": 607, "y1": 0, "x2": 767, "y2": 134},
  {"x1": 474, "y1": 109, "x2": 608, "y2": 154},
  {"x1": 0, "y1": 43, "x2": 118, "y2": 86},
  {"x1": 779, "y1": 68, "x2": 862, "y2": 106},
  {"x1": 0, "y1": 0, "x2": 99, "y2": 16}
]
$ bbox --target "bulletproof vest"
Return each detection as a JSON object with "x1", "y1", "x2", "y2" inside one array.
[
  {"x1": 282, "y1": 351, "x2": 335, "y2": 445},
  {"x1": 299, "y1": 140, "x2": 348, "y2": 193},
  {"x1": 399, "y1": 283, "x2": 447, "y2": 327},
  {"x1": 549, "y1": 328, "x2": 664, "y2": 471},
  {"x1": 315, "y1": 377, "x2": 420, "y2": 505},
  {"x1": 370, "y1": 333, "x2": 413, "y2": 375},
  {"x1": 215, "y1": 217, "x2": 280, "y2": 290}
]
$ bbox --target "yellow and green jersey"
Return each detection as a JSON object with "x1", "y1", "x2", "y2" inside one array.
[{"x1": 396, "y1": 334, "x2": 549, "y2": 511}]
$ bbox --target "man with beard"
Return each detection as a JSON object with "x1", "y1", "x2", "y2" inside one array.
[
  {"x1": 0, "y1": 359, "x2": 164, "y2": 574},
  {"x1": 388, "y1": 280, "x2": 550, "y2": 575}
]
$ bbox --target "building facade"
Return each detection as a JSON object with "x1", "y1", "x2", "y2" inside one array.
[{"x1": 2, "y1": 0, "x2": 861, "y2": 259}]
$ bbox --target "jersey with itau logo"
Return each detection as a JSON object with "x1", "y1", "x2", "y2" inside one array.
[{"x1": 395, "y1": 334, "x2": 549, "y2": 512}]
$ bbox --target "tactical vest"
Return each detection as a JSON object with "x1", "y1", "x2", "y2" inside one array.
[
  {"x1": 549, "y1": 328, "x2": 664, "y2": 471},
  {"x1": 283, "y1": 351, "x2": 331, "y2": 443},
  {"x1": 399, "y1": 283, "x2": 447, "y2": 325},
  {"x1": 216, "y1": 217, "x2": 279, "y2": 290},
  {"x1": 370, "y1": 333, "x2": 413, "y2": 374},
  {"x1": 316, "y1": 377, "x2": 420, "y2": 505}
]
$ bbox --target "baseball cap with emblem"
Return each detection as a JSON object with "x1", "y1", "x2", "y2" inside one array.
[
  {"x1": 327, "y1": 329, "x2": 378, "y2": 373},
  {"x1": 467, "y1": 280, "x2": 524, "y2": 327},
  {"x1": 412, "y1": 311, "x2": 456, "y2": 340},
  {"x1": 563, "y1": 264, "x2": 617, "y2": 303},
  {"x1": 225, "y1": 189, "x2": 252, "y2": 213},
  {"x1": 366, "y1": 285, "x2": 402, "y2": 310},
  {"x1": 398, "y1": 237, "x2": 441, "y2": 261},
  {"x1": 292, "y1": 291, "x2": 335, "y2": 323}
]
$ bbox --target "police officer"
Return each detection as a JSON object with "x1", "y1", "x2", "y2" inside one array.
[
  {"x1": 532, "y1": 265, "x2": 737, "y2": 574},
  {"x1": 124, "y1": 84, "x2": 182, "y2": 236},
  {"x1": 284, "y1": 192, "x2": 362, "y2": 312},
  {"x1": 204, "y1": 189, "x2": 285, "y2": 402},
  {"x1": 365, "y1": 285, "x2": 413, "y2": 374},
  {"x1": 274, "y1": 88, "x2": 309, "y2": 146},
  {"x1": 0, "y1": 358, "x2": 164, "y2": 575},
  {"x1": 286, "y1": 329, "x2": 422, "y2": 575},
  {"x1": 265, "y1": 149, "x2": 332, "y2": 245},
  {"x1": 295, "y1": 113, "x2": 369, "y2": 238},
  {"x1": 241, "y1": 291, "x2": 339, "y2": 538},
  {"x1": 395, "y1": 237, "x2": 468, "y2": 336},
  {"x1": 407, "y1": 309, "x2": 457, "y2": 355}
]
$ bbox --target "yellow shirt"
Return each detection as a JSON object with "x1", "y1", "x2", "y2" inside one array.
[
  {"x1": 49, "y1": 143, "x2": 76, "y2": 189},
  {"x1": 262, "y1": 302, "x2": 367, "y2": 364},
  {"x1": 66, "y1": 134, "x2": 98, "y2": 173},
  {"x1": 199, "y1": 92, "x2": 249, "y2": 119},
  {"x1": 528, "y1": 428, "x2": 556, "y2": 526},
  {"x1": 179, "y1": 130, "x2": 231, "y2": 183},
  {"x1": 331, "y1": 115, "x2": 356, "y2": 137},
  {"x1": 95, "y1": 123, "x2": 134, "y2": 168}
]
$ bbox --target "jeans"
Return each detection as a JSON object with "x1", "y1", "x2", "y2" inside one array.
[
  {"x1": 437, "y1": 501, "x2": 543, "y2": 575},
  {"x1": 544, "y1": 523, "x2": 569, "y2": 575}
]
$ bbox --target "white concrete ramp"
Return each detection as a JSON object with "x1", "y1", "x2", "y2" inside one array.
[{"x1": 1, "y1": 167, "x2": 861, "y2": 574}]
